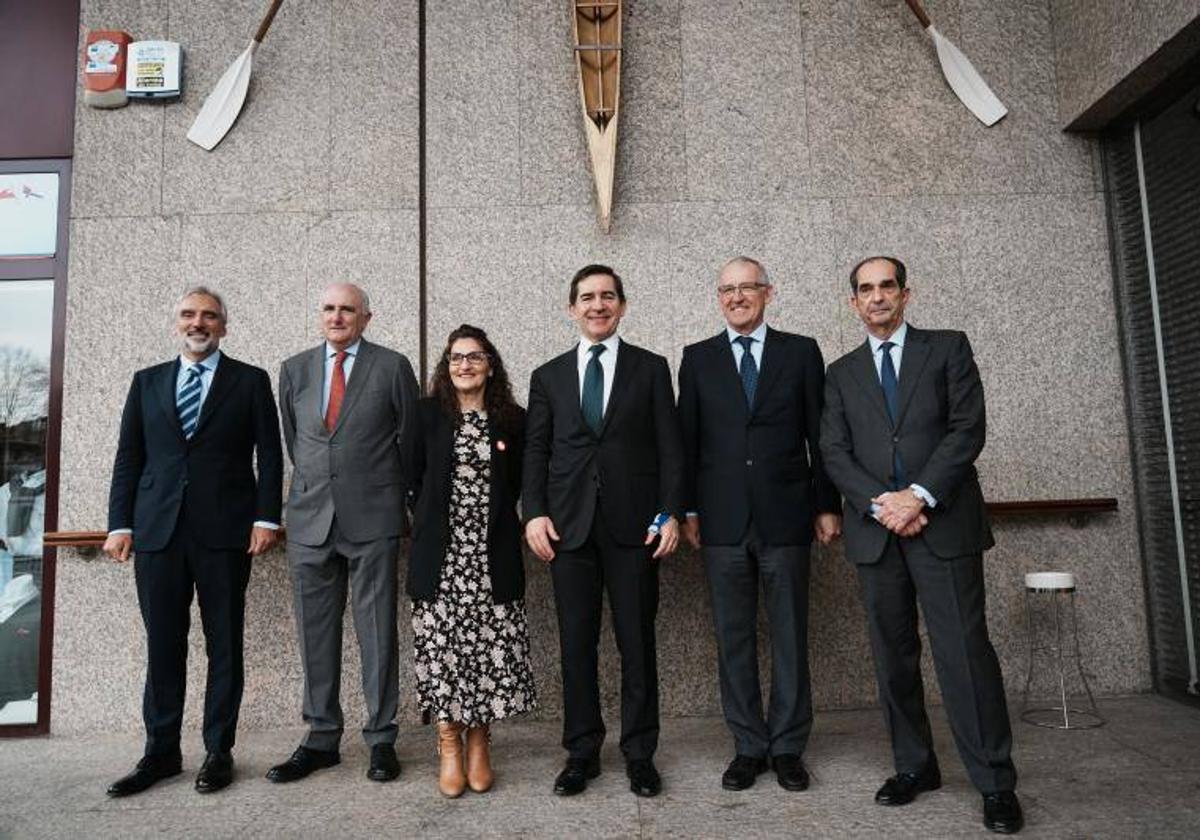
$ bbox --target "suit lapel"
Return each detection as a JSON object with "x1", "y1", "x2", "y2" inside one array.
[
  {"x1": 306, "y1": 345, "x2": 326, "y2": 427},
  {"x1": 849, "y1": 341, "x2": 894, "y2": 428},
  {"x1": 192, "y1": 355, "x2": 235, "y2": 437},
  {"x1": 706, "y1": 332, "x2": 749, "y2": 420},
  {"x1": 600, "y1": 339, "x2": 635, "y2": 435},
  {"x1": 332, "y1": 340, "x2": 377, "y2": 435},
  {"x1": 157, "y1": 359, "x2": 185, "y2": 441},
  {"x1": 894, "y1": 326, "x2": 930, "y2": 428}
]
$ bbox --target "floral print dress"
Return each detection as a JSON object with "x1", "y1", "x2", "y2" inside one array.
[{"x1": 412, "y1": 410, "x2": 536, "y2": 725}]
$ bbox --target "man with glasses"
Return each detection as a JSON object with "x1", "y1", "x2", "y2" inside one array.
[
  {"x1": 269, "y1": 283, "x2": 420, "y2": 786},
  {"x1": 103, "y1": 287, "x2": 282, "y2": 797},
  {"x1": 678, "y1": 256, "x2": 841, "y2": 793},
  {"x1": 524, "y1": 264, "x2": 684, "y2": 798},
  {"x1": 820, "y1": 257, "x2": 1021, "y2": 834}
]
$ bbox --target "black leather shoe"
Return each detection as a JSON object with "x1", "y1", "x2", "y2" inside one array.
[
  {"x1": 553, "y1": 755, "x2": 601, "y2": 796},
  {"x1": 266, "y1": 746, "x2": 340, "y2": 783},
  {"x1": 772, "y1": 754, "x2": 810, "y2": 792},
  {"x1": 983, "y1": 791, "x2": 1024, "y2": 834},
  {"x1": 367, "y1": 743, "x2": 401, "y2": 782},
  {"x1": 106, "y1": 753, "x2": 183, "y2": 798},
  {"x1": 721, "y1": 755, "x2": 768, "y2": 791},
  {"x1": 194, "y1": 752, "x2": 233, "y2": 794},
  {"x1": 874, "y1": 765, "x2": 942, "y2": 805},
  {"x1": 626, "y1": 758, "x2": 662, "y2": 798}
]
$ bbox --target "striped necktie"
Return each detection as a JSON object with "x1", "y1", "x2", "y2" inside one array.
[{"x1": 177, "y1": 364, "x2": 203, "y2": 439}]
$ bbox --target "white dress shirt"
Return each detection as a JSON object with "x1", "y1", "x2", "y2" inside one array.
[
  {"x1": 576, "y1": 334, "x2": 620, "y2": 415},
  {"x1": 726, "y1": 321, "x2": 767, "y2": 371},
  {"x1": 322, "y1": 339, "x2": 361, "y2": 416}
]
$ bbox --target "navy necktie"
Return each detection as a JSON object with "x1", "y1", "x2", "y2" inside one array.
[
  {"x1": 177, "y1": 364, "x2": 203, "y2": 439},
  {"x1": 879, "y1": 341, "x2": 906, "y2": 487},
  {"x1": 581, "y1": 344, "x2": 606, "y2": 434},
  {"x1": 735, "y1": 335, "x2": 758, "y2": 408}
]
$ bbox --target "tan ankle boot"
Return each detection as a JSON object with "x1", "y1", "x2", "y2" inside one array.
[
  {"x1": 465, "y1": 724, "x2": 494, "y2": 793},
  {"x1": 436, "y1": 722, "x2": 466, "y2": 798}
]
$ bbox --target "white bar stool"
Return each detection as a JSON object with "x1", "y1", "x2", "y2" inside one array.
[{"x1": 1020, "y1": 571, "x2": 1105, "y2": 729}]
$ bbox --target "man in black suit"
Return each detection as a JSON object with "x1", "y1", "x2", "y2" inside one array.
[
  {"x1": 103, "y1": 287, "x2": 282, "y2": 797},
  {"x1": 820, "y1": 257, "x2": 1022, "y2": 834},
  {"x1": 524, "y1": 264, "x2": 684, "y2": 798},
  {"x1": 678, "y1": 256, "x2": 841, "y2": 793}
]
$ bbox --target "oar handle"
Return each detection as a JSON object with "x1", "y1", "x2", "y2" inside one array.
[
  {"x1": 903, "y1": 0, "x2": 932, "y2": 29},
  {"x1": 253, "y1": 0, "x2": 285, "y2": 43}
]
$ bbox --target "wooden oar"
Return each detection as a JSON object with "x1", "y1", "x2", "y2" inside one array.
[
  {"x1": 903, "y1": 0, "x2": 1007, "y2": 126},
  {"x1": 186, "y1": 0, "x2": 285, "y2": 150}
]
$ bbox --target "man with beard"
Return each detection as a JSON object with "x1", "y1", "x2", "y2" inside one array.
[{"x1": 104, "y1": 287, "x2": 283, "y2": 797}]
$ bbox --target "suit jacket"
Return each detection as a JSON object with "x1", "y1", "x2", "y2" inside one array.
[
  {"x1": 678, "y1": 328, "x2": 840, "y2": 546},
  {"x1": 820, "y1": 325, "x2": 994, "y2": 564},
  {"x1": 522, "y1": 339, "x2": 684, "y2": 551},
  {"x1": 107, "y1": 354, "x2": 283, "y2": 553},
  {"x1": 407, "y1": 398, "x2": 526, "y2": 604},
  {"x1": 278, "y1": 338, "x2": 420, "y2": 546}
]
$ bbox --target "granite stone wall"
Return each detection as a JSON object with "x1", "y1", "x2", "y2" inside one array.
[
  {"x1": 53, "y1": 0, "x2": 1154, "y2": 739},
  {"x1": 1050, "y1": 0, "x2": 1200, "y2": 129}
]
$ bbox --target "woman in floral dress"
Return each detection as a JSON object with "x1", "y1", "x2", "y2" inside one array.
[{"x1": 407, "y1": 324, "x2": 536, "y2": 797}]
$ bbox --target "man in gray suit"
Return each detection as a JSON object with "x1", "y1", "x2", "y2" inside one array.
[
  {"x1": 820, "y1": 257, "x2": 1022, "y2": 835},
  {"x1": 268, "y1": 283, "x2": 419, "y2": 785}
]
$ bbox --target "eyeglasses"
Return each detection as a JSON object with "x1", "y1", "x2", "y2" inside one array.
[
  {"x1": 717, "y1": 282, "x2": 768, "y2": 298},
  {"x1": 448, "y1": 351, "x2": 491, "y2": 367}
]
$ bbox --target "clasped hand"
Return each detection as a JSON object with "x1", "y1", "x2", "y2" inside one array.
[{"x1": 871, "y1": 488, "x2": 928, "y2": 538}]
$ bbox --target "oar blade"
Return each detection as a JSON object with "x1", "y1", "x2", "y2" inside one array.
[
  {"x1": 928, "y1": 26, "x2": 1007, "y2": 126},
  {"x1": 186, "y1": 42, "x2": 257, "y2": 150}
]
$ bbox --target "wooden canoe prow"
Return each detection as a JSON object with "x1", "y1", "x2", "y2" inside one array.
[{"x1": 573, "y1": 0, "x2": 621, "y2": 233}]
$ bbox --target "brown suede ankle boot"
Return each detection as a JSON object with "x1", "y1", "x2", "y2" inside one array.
[
  {"x1": 465, "y1": 724, "x2": 494, "y2": 793},
  {"x1": 437, "y1": 722, "x2": 466, "y2": 798}
]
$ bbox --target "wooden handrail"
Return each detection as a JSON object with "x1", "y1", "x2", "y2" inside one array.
[
  {"x1": 985, "y1": 498, "x2": 1118, "y2": 516},
  {"x1": 44, "y1": 498, "x2": 1118, "y2": 549}
]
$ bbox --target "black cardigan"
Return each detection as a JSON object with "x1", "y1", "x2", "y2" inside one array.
[{"x1": 406, "y1": 397, "x2": 526, "y2": 604}]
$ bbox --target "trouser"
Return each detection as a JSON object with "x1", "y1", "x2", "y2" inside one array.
[
  {"x1": 551, "y1": 507, "x2": 659, "y2": 762},
  {"x1": 704, "y1": 533, "x2": 812, "y2": 758},
  {"x1": 287, "y1": 519, "x2": 400, "y2": 751},
  {"x1": 135, "y1": 530, "x2": 251, "y2": 757},
  {"x1": 856, "y1": 536, "x2": 1017, "y2": 793}
]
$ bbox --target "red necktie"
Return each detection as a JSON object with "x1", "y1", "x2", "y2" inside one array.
[{"x1": 325, "y1": 350, "x2": 347, "y2": 431}]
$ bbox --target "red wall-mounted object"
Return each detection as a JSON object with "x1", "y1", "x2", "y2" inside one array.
[{"x1": 82, "y1": 29, "x2": 133, "y2": 109}]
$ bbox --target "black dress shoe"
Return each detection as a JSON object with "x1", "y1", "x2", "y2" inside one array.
[
  {"x1": 553, "y1": 755, "x2": 601, "y2": 796},
  {"x1": 626, "y1": 758, "x2": 662, "y2": 798},
  {"x1": 874, "y1": 765, "x2": 942, "y2": 805},
  {"x1": 367, "y1": 743, "x2": 401, "y2": 782},
  {"x1": 195, "y1": 752, "x2": 234, "y2": 794},
  {"x1": 772, "y1": 754, "x2": 810, "y2": 792},
  {"x1": 266, "y1": 746, "x2": 341, "y2": 783},
  {"x1": 106, "y1": 753, "x2": 183, "y2": 798},
  {"x1": 983, "y1": 791, "x2": 1024, "y2": 834},
  {"x1": 721, "y1": 755, "x2": 768, "y2": 791}
]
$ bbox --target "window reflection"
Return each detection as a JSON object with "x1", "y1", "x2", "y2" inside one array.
[{"x1": 0, "y1": 279, "x2": 52, "y2": 725}]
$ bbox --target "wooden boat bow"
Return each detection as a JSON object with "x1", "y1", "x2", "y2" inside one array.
[{"x1": 574, "y1": 0, "x2": 622, "y2": 233}]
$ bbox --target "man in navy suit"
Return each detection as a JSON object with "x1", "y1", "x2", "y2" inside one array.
[
  {"x1": 524, "y1": 265, "x2": 684, "y2": 798},
  {"x1": 678, "y1": 256, "x2": 841, "y2": 793},
  {"x1": 103, "y1": 287, "x2": 282, "y2": 797}
]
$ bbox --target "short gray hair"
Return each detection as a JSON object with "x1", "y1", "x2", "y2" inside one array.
[
  {"x1": 176, "y1": 286, "x2": 228, "y2": 323},
  {"x1": 720, "y1": 256, "x2": 771, "y2": 287},
  {"x1": 321, "y1": 283, "x2": 371, "y2": 314}
]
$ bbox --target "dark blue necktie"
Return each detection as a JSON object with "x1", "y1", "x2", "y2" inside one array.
[
  {"x1": 879, "y1": 341, "x2": 906, "y2": 487},
  {"x1": 736, "y1": 335, "x2": 758, "y2": 408},
  {"x1": 582, "y1": 344, "x2": 606, "y2": 434},
  {"x1": 177, "y1": 364, "x2": 203, "y2": 439}
]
